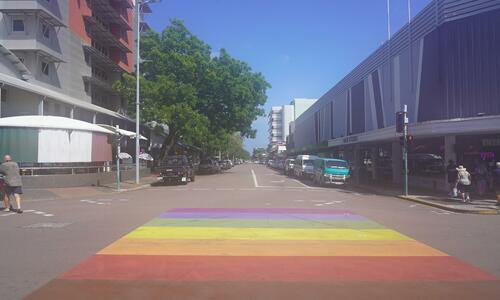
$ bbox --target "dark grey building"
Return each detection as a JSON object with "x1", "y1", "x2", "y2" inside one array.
[{"x1": 292, "y1": 0, "x2": 500, "y2": 191}]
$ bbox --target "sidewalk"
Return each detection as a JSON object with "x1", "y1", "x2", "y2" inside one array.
[
  {"x1": 23, "y1": 176, "x2": 159, "y2": 202},
  {"x1": 353, "y1": 182, "x2": 499, "y2": 215}
]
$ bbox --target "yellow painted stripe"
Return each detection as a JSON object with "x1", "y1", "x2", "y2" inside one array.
[
  {"x1": 99, "y1": 238, "x2": 447, "y2": 256},
  {"x1": 125, "y1": 226, "x2": 411, "y2": 241}
]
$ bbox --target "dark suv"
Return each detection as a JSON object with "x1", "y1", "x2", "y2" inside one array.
[{"x1": 158, "y1": 155, "x2": 195, "y2": 184}]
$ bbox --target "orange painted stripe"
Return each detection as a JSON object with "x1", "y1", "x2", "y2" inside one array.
[
  {"x1": 62, "y1": 255, "x2": 497, "y2": 281},
  {"x1": 98, "y1": 238, "x2": 448, "y2": 257}
]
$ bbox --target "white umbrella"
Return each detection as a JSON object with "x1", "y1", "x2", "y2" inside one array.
[
  {"x1": 118, "y1": 152, "x2": 132, "y2": 159},
  {"x1": 138, "y1": 153, "x2": 154, "y2": 161}
]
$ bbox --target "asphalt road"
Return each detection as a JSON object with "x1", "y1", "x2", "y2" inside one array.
[{"x1": 1, "y1": 164, "x2": 500, "y2": 299}]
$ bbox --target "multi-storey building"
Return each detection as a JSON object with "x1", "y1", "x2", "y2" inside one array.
[
  {"x1": 268, "y1": 99, "x2": 317, "y2": 152},
  {"x1": 291, "y1": 0, "x2": 500, "y2": 191},
  {"x1": 0, "y1": 0, "x2": 146, "y2": 129}
]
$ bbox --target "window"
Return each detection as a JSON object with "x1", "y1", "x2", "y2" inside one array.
[
  {"x1": 41, "y1": 22, "x2": 50, "y2": 39},
  {"x1": 12, "y1": 19, "x2": 25, "y2": 32},
  {"x1": 41, "y1": 61, "x2": 50, "y2": 76}
]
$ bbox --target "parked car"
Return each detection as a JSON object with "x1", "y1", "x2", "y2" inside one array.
[
  {"x1": 198, "y1": 159, "x2": 221, "y2": 174},
  {"x1": 294, "y1": 155, "x2": 318, "y2": 179},
  {"x1": 284, "y1": 158, "x2": 295, "y2": 176},
  {"x1": 158, "y1": 155, "x2": 195, "y2": 184},
  {"x1": 312, "y1": 158, "x2": 350, "y2": 186}
]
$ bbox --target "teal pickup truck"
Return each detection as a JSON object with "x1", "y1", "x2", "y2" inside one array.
[{"x1": 312, "y1": 158, "x2": 350, "y2": 186}]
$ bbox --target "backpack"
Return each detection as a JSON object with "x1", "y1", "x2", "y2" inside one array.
[{"x1": 458, "y1": 171, "x2": 471, "y2": 185}]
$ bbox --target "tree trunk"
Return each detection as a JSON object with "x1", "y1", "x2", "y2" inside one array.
[{"x1": 158, "y1": 130, "x2": 178, "y2": 161}]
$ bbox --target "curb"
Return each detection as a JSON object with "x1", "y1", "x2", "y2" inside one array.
[
  {"x1": 397, "y1": 195, "x2": 499, "y2": 215},
  {"x1": 114, "y1": 183, "x2": 153, "y2": 192}
]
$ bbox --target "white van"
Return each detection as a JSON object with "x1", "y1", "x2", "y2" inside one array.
[{"x1": 294, "y1": 155, "x2": 318, "y2": 179}]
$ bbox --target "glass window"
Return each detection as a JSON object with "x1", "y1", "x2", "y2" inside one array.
[
  {"x1": 325, "y1": 160, "x2": 348, "y2": 168},
  {"x1": 304, "y1": 160, "x2": 314, "y2": 166},
  {"x1": 12, "y1": 19, "x2": 25, "y2": 32},
  {"x1": 41, "y1": 61, "x2": 49, "y2": 76}
]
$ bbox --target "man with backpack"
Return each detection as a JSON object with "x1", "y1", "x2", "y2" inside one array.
[{"x1": 456, "y1": 165, "x2": 472, "y2": 203}]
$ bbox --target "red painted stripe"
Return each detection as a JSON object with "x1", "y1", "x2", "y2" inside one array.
[{"x1": 62, "y1": 255, "x2": 496, "y2": 282}]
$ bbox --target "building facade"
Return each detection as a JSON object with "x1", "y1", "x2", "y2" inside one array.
[
  {"x1": 0, "y1": 0, "x2": 143, "y2": 129},
  {"x1": 292, "y1": 0, "x2": 500, "y2": 191}
]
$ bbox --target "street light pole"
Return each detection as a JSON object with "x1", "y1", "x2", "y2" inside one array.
[{"x1": 135, "y1": 1, "x2": 141, "y2": 184}]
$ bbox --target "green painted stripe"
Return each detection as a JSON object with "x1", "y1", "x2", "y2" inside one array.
[{"x1": 143, "y1": 218, "x2": 386, "y2": 229}]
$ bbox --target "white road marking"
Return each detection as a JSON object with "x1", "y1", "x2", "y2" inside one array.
[
  {"x1": 251, "y1": 169, "x2": 260, "y2": 188},
  {"x1": 271, "y1": 180, "x2": 285, "y2": 183},
  {"x1": 193, "y1": 188, "x2": 210, "y2": 191},
  {"x1": 1, "y1": 212, "x2": 16, "y2": 217},
  {"x1": 293, "y1": 179, "x2": 312, "y2": 188},
  {"x1": 24, "y1": 210, "x2": 35, "y2": 213},
  {"x1": 216, "y1": 188, "x2": 235, "y2": 191}
]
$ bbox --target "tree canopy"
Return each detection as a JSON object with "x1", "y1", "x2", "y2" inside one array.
[{"x1": 115, "y1": 20, "x2": 269, "y2": 159}]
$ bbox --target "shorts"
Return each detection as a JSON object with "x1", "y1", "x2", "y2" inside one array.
[
  {"x1": 457, "y1": 183, "x2": 471, "y2": 193},
  {"x1": 5, "y1": 186, "x2": 23, "y2": 196}
]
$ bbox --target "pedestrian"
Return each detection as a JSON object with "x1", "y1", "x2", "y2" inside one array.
[
  {"x1": 0, "y1": 155, "x2": 23, "y2": 213},
  {"x1": 0, "y1": 174, "x2": 11, "y2": 211},
  {"x1": 455, "y1": 165, "x2": 472, "y2": 203},
  {"x1": 474, "y1": 162, "x2": 489, "y2": 197},
  {"x1": 446, "y1": 160, "x2": 457, "y2": 197},
  {"x1": 494, "y1": 162, "x2": 500, "y2": 206}
]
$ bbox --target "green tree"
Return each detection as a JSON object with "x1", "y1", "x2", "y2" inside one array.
[{"x1": 115, "y1": 20, "x2": 269, "y2": 159}]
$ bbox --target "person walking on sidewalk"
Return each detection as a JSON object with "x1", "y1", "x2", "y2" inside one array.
[
  {"x1": 0, "y1": 155, "x2": 23, "y2": 213},
  {"x1": 474, "y1": 162, "x2": 489, "y2": 197},
  {"x1": 456, "y1": 165, "x2": 472, "y2": 203},
  {"x1": 494, "y1": 162, "x2": 500, "y2": 206},
  {"x1": 446, "y1": 160, "x2": 458, "y2": 197},
  {"x1": 0, "y1": 174, "x2": 11, "y2": 211}
]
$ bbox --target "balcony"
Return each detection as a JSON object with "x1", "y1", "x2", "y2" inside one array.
[
  {"x1": 83, "y1": 75, "x2": 119, "y2": 95},
  {"x1": 83, "y1": 45, "x2": 121, "y2": 72},
  {"x1": 90, "y1": 0, "x2": 132, "y2": 30},
  {"x1": 83, "y1": 16, "x2": 131, "y2": 53}
]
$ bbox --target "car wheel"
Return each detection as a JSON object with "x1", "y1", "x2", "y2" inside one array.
[{"x1": 191, "y1": 176, "x2": 195, "y2": 182}]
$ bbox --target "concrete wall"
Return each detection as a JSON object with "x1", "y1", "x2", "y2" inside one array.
[{"x1": 22, "y1": 168, "x2": 151, "y2": 188}]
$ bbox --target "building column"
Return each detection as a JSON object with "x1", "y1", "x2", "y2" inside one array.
[
  {"x1": 92, "y1": 113, "x2": 97, "y2": 124},
  {"x1": 371, "y1": 146, "x2": 378, "y2": 181},
  {"x1": 353, "y1": 144, "x2": 361, "y2": 184},
  {"x1": 70, "y1": 106, "x2": 74, "y2": 119},
  {"x1": 38, "y1": 96, "x2": 45, "y2": 115},
  {"x1": 392, "y1": 140, "x2": 402, "y2": 184},
  {"x1": 444, "y1": 135, "x2": 456, "y2": 184}
]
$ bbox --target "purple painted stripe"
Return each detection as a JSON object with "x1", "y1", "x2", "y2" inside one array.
[
  {"x1": 159, "y1": 212, "x2": 366, "y2": 221},
  {"x1": 168, "y1": 208, "x2": 353, "y2": 214}
]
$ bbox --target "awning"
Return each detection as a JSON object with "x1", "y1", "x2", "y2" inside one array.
[
  {"x1": 0, "y1": 72, "x2": 133, "y2": 121},
  {"x1": 0, "y1": 8, "x2": 66, "y2": 27},
  {"x1": 98, "y1": 124, "x2": 148, "y2": 140},
  {"x1": 0, "y1": 116, "x2": 114, "y2": 134}
]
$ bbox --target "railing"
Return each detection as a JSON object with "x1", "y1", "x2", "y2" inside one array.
[{"x1": 18, "y1": 162, "x2": 147, "y2": 176}]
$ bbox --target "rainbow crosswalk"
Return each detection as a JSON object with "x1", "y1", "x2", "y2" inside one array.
[{"x1": 26, "y1": 208, "x2": 500, "y2": 299}]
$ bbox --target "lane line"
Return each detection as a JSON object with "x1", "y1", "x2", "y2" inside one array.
[
  {"x1": 251, "y1": 169, "x2": 260, "y2": 188},
  {"x1": 293, "y1": 179, "x2": 312, "y2": 189}
]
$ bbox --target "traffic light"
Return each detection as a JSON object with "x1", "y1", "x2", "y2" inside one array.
[{"x1": 396, "y1": 111, "x2": 405, "y2": 133}]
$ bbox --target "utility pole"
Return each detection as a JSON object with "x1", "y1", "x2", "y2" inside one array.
[
  {"x1": 135, "y1": 1, "x2": 141, "y2": 185},
  {"x1": 396, "y1": 105, "x2": 409, "y2": 196},
  {"x1": 116, "y1": 125, "x2": 121, "y2": 191}
]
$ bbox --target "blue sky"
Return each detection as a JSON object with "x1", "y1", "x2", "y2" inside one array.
[{"x1": 145, "y1": 0, "x2": 432, "y2": 152}]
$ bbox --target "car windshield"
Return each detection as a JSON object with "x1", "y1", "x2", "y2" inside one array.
[
  {"x1": 325, "y1": 160, "x2": 348, "y2": 168},
  {"x1": 164, "y1": 157, "x2": 185, "y2": 166},
  {"x1": 304, "y1": 160, "x2": 314, "y2": 166}
]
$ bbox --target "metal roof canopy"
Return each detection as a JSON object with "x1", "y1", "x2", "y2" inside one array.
[
  {"x1": 0, "y1": 44, "x2": 32, "y2": 80},
  {"x1": 0, "y1": 115, "x2": 114, "y2": 134},
  {"x1": 83, "y1": 16, "x2": 131, "y2": 53},
  {"x1": 0, "y1": 9, "x2": 66, "y2": 27},
  {"x1": 35, "y1": 49, "x2": 66, "y2": 63},
  {"x1": 82, "y1": 45, "x2": 122, "y2": 72},
  {"x1": 0, "y1": 72, "x2": 132, "y2": 122},
  {"x1": 82, "y1": 75, "x2": 119, "y2": 95},
  {"x1": 90, "y1": 0, "x2": 132, "y2": 30},
  {"x1": 98, "y1": 124, "x2": 148, "y2": 140}
]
